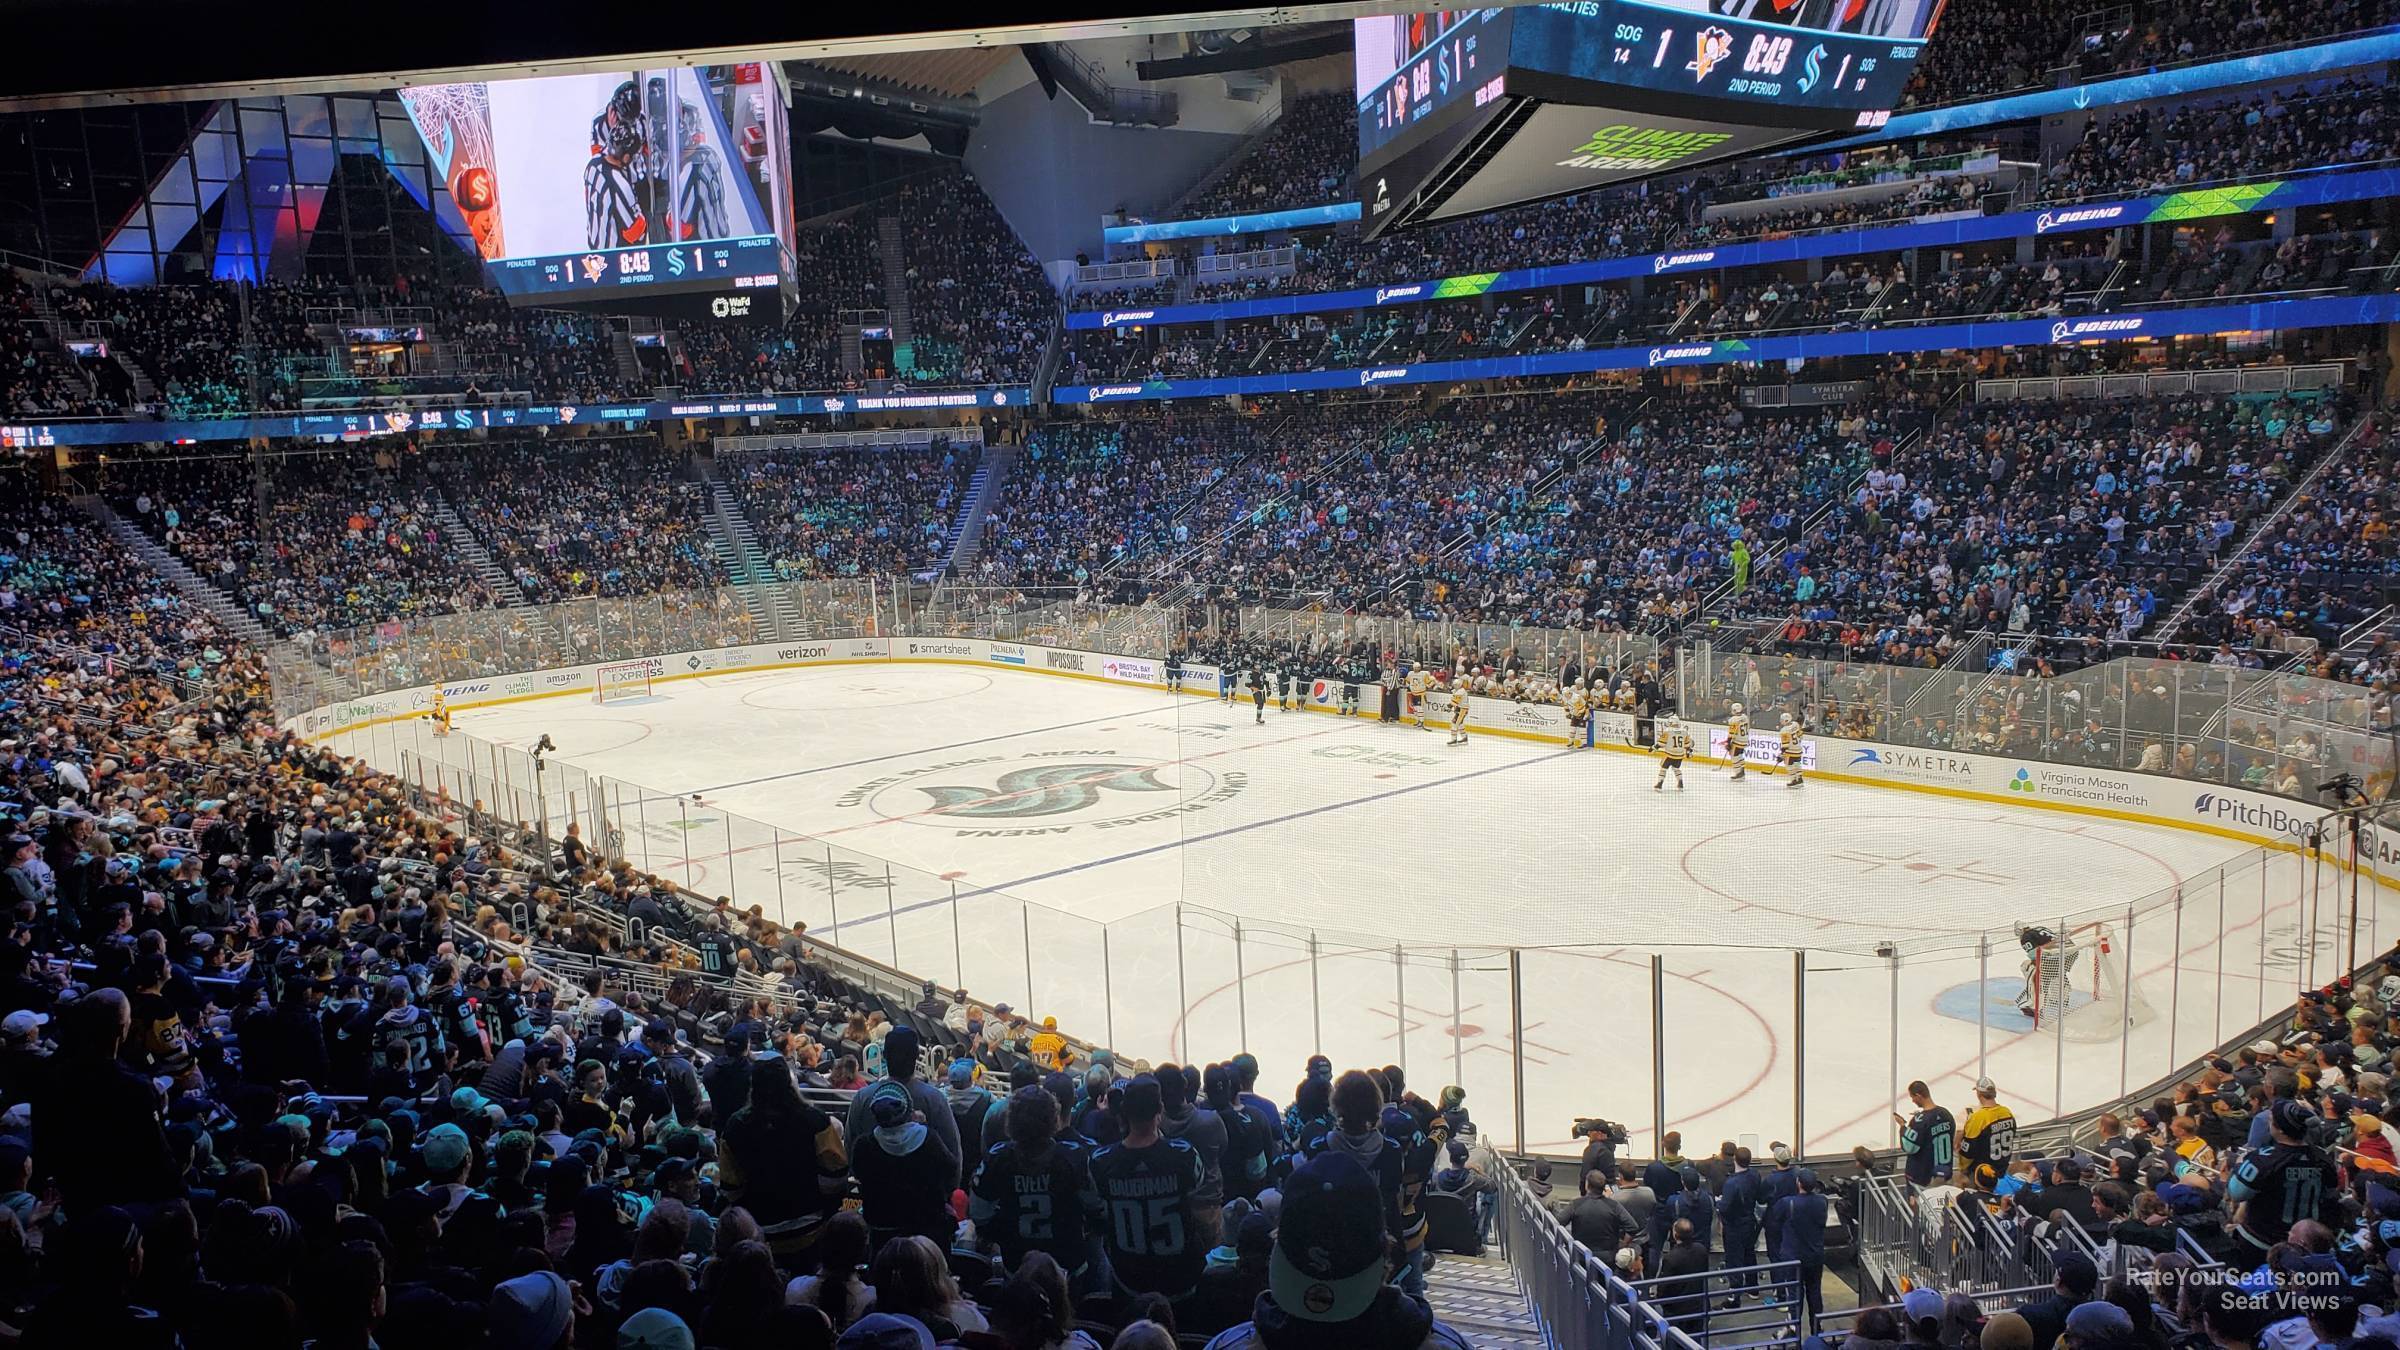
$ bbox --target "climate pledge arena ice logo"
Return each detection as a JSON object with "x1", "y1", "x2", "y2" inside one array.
[{"x1": 838, "y1": 751, "x2": 1248, "y2": 838}]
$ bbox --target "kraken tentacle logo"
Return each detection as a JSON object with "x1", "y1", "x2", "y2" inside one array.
[
  {"x1": 842, "y1": 750, "x2": 1250, "y2": 836},
  {"x1": 917, "y1": 763, "x2": 1179, "y2": 819}
]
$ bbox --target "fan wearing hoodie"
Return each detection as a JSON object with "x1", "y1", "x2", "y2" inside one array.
[
  {"x1": 843, "y1": 1027, "x2": 963, "y2": 1189},
  {"x1": 1158, "y1": 1064, "x2": 1228, "y2": 1252},
  {"x1": 1298, "y1": 1071, "x2": 1406, "y2": 1243},
  {"x1": 1201, "y1": 1151, "x2": 1473, "y2": 1350},
  {"x1": 853, "y1": 1088, "x2": 961, "y2": 1253}
]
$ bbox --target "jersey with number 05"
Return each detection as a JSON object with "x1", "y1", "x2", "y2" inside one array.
[{"x1": 1089, "y1": 1136, "x2": 1203, "y2": 1297}]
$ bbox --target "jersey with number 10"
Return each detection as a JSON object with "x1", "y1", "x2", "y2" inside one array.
[{"x1": 1089, "y1": 1136, "x2": 1204, "y2": 1298}]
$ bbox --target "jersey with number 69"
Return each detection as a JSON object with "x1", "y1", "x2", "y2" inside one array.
[
  {"x1": 1089, "y1": 1136, "x2": 1203, "y2": 1298},
  {"x1": 971, "y1": 1138, "x2": 1100, "y2": 1272}
]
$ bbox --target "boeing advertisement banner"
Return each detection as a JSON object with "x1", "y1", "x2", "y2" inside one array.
[
  {"x1": 0, "y1": 387, "x2": 1028, "y2": 449},
  {"x1": 1051, "y1": 293, "x2": 2400, "y2": 404},
  {"x1": 1068, "y1": 168, "x2": 2397, "y2": 332}
]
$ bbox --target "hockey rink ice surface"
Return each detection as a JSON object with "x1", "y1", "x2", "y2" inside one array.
[{"x1": 351, "y1": 664, "x2": 2400, "y2": 1154}]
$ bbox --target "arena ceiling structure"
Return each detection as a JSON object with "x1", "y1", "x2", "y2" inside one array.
[{"x1": 0, "y1": 0, "x2": 1426, "y2": 110}]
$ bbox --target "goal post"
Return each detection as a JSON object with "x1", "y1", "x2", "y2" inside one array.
[
  {"x1": 595, "y1": 661, "x2": 655, "y2": 705},
  {"x1": 2029, "y1": 921, "x2": 2154, "y2": 1042}
]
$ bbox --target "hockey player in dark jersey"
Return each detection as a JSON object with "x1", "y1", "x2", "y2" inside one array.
[
  {"x1": 1249, "y1": 665, "x2": 1269, "y2": 725},
  {"x1": 971, "y1": 1084, "x2": 1102, "y2": 1279},
  {"x1": 1090, "y1": 1073, "x2": 1204, "y2": 1302}
]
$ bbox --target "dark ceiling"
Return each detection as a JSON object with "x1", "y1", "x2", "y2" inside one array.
[{"x1": 0, "y1": 0, "x2": 1398, "y2": 109}]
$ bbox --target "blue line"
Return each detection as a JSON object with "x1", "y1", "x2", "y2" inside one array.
[
  {"x1": 686, "y1": 695, "x2": 1195, "y2": 795},
  {"x1": 831, "y1": 745, "x2": 1578, "y2": 935}
]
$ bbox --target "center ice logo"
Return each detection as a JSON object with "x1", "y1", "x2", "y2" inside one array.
[
  {"x1": 918, "y1": 763, "x2": 1177, "y2": 819},
  {"x1": 845, "y1": 751, "x2": 1251, "y2": 836}
]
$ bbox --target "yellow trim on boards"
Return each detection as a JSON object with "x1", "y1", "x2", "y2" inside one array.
[{"x1": 306, "y1": 650, "x2": 2393, "y2": 887}]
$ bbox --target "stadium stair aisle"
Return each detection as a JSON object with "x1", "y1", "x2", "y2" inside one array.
[{"x1": 1423, "y1": 1253, "x2": 1549, "y2": 1348}]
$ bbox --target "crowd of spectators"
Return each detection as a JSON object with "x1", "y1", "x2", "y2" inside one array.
[
  {"x1": 894, "y1": 172, "x2": 1055, "y2": 388},
  {"x1": 0, "y1": 518, "x2": 1515, "y2": 1348},
  {"x1": 725, "y1": 445, "x2": 976, "y2": 580},
  {"x1": 0, "y1": 274, "x2": 115, "y2": 419},
  {"x1": 440, "y1": 442, "x2": 724, "y2": 602},
  {"x1": 105, "y1": 453, "x2": 499, "y2": 638},
  {"x1": 2045, "y1": 80, "x2": 2400, "y2": 203},
  {"x1": 1175, "y1": 91, "x2": 1355, "y2": 220},
  {"x1": 968, "y1": 414, "x2": 1263, "y2": 588}
]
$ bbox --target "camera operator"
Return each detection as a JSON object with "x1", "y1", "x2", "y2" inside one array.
[{"x1": 1574, "y1": 1116, "x2": 1625, "y2": 1188}]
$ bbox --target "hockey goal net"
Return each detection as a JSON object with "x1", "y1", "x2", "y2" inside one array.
[
  {"x1": 2029, "y1": 922, "x2": 2155, "y2": 1042},
  {"x1": 594, "y1": 661, "x2": 655, "y2": 704}
]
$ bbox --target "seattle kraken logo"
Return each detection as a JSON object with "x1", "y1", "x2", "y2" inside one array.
[
  {"x1": 916, "y1": 763, "x2": 1179, "y2": 819},
  {"x1": 845, "y1": 751, "x2": 1251, "y2": 835}
]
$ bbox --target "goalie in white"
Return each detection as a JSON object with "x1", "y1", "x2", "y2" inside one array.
[{"x1": 1653, "y1": 711, "x2": 1691, "y2": 791}]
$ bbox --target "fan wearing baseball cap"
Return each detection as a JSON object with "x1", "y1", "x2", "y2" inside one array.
[
  {"x1": 1201, "y1": 1151, "x2": 1471, "y2": 1349},
  {"x1": 1959, "y1": 1077, "x2": 2017, "y2": 1188}
]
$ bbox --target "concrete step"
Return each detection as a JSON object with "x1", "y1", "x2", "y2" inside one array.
[{"x1": 1423, "y1": 1253, "x2": 1547, "y2": 1349}]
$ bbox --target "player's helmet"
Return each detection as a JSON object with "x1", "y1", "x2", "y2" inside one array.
[
  {"x1": 595, "y1": 81, "x2": 646, "y2": 160},
  {"x1": 1780, "y1": 712, "x2": 1795, "y2": 726}
]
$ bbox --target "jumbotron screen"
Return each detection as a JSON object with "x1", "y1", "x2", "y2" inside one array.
[
  {"x1": 400, "y1": 64, "x2": 796, "y2": 313},
  {"x1": 1355, "y1": 1, "x2": 1946, "y2": 235}
]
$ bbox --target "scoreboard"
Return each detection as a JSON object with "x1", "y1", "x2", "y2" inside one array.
[
  {"x1": 1356, "y1": 1, "x2": 1943, "y2": 237},
  {"x1": 400, "y1": 62, "x2": 797, "y2": 314}
]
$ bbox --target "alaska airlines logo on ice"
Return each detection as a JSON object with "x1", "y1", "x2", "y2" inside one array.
[
  {"x1": 1101, "y1": 310, "x2": 1154, "y2": 326},
  {"x1": 1652, "y1": 251, "x2": 1716, "y2": 273},
  {"x1": 1086, "y1": 385, "x2": 1145, "y2": 400},
  {"x1": 2035, "y1": 205, "x2": 2127, "y2": 233},
  {"x1": 1360, "y1": 367, "x2": 1409, "y2": 385},
  {"x1": 2049, "y1": 317, "x2": 2144, "y2": 343},
  {"x1": 1374, "y1": 285, "x2": 1424, "y2": 304},
  {"x1": 1648, "y1": 344, "x2": 1713, "y2": 367}
]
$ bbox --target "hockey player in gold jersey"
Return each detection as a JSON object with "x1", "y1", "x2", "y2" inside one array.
[
  {"x1": 1447, "y1": 682, "x2": 1470, "y2": 746},
  {"x1": 1779, "y1": 713, "x2": 1804, "y2": 788},
  {"x1": 1724, "y1": 702, "x2": 1749, "y2": 779},
  {"x1": 1566, "y1": 685, "x2": 1591, "y2": 750},
  {"x1": 1408, "y1": 664, "x2": 1433, "y2": 731},
  {"x1": 1653, "y1": 711, "x2": 1690, "y2": 790}
]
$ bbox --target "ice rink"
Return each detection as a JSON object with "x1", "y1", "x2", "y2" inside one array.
[{"x1": 340, "y1": 663, "x2": 2398, "y2": 1153}]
